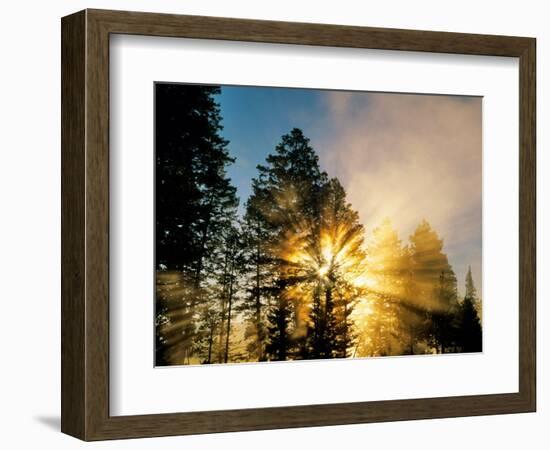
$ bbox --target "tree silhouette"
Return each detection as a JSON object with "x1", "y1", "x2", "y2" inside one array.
[
  {"x1": 237, "y1": 194, "x2": 272, "y2": 361},
  {"x1": 455, "y1": 268, "x2": 482, "y2": 352},
  {"x1": 155, "y1": 83, "x2": 239, "y2": 365},
  {"x1": 456, "y1": 296, "x2": 482, "y2": 352}
]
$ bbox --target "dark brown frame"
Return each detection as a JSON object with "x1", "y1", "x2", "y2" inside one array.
[{"x1": 61, "y1": 9, "x2": 536, "y2": 441}]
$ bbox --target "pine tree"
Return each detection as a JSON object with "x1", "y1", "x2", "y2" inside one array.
[
  {"x1": 155, "y1": 83, "x2": 237, "y2": 272},
  {"x1": 195, "y1": 223, "x2": 243, "y2": 365},
  {"x1": 193, "y1": 302, "x2": 219, "y2": 364},
  {"x1": 400, "y1": 249, "x2": 429, "y2": 355},
  {"x1": 464, "y1": 264, "x2": 482, "y2": 320},
  {"x1": 267, "y1": 176, "x2": 366, "y2": 360},
  {"x1": 265, "y1": 295, "x2": 293, "y2": 361},
  {"x1": 456, "y1": 296, "x2": 482, "y2": 352},
  {"x1": 465, "y1": 265, "x2": 477, "y2": 301},
  {"x1": 237, "y1": 194, "x2": 272, "y2": 361},
  {"x1": 311, "y1": 178, "x2": 366, "y2": 358},
  {"x1": 408, "y1": 220, "x2": 458, "y2": 353},
  {"x1": 155, "y1": 83, "x2": 239, "y2": 365},
  {"x1": 363, "y1": 219, "x2": 407, "y2": 356},
  {"x1": 221, "y1": 227, "x2": 242, "y2": 363},
  {"x1": 246, "y1": 128, "x2": 328, "y2": 361},
  {"x1": 452, "y1": 266, "x2": 482, "y2": 352}
]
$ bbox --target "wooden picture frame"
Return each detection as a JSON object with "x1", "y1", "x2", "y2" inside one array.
[{"x1": 61, "y1": 9, "x2": 536, "y2": 441}]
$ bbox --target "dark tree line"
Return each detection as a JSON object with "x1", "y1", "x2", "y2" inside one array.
[
  {"x1": 155, "y1": 84, "x2": 482, "y2": 365},
  {"x1": 155, "y1": 84, "x2": 239, "y2": 365}
]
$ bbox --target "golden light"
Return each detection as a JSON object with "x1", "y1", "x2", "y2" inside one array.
[
  {"x1": 353, "y1": 298, "x2": 374, "y2": 320},
  {"x1": 321, "y1": 243, "x2": 334, "y2": 266},
  {"x1": 318, "y1": 264, "x2": 329, "y2": 278},
  {"x1": 354, "y1": 274, "x2": 377, "y2": 289}
]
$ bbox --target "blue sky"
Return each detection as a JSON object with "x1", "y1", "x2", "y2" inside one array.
[
  {"x1": 216, "y1": 86, "x2": 482, "y2": 297},
  {"x1": 218, "y1": 85, "x2": 326, "y2": 208}
]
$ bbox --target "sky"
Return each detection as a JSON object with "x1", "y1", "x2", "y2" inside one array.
[{"x1": 217, "y1": 85, "x2": 482, "y2": 298}]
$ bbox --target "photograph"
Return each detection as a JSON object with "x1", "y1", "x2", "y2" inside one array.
[{"x1": 154, "y1": 82, "x2": 483, "y2": 366}]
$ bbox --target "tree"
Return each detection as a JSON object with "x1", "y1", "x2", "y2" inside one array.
[
  {"x1": 408, "y1": 220, "x2": 458, "y2": 353},
  {"x1": 395, "y1": 247, "x2": 432, "y2": 355},
  {"x1": 245, "y1": 128, "x2": 328, "y2": 361},
  {"x1": 465, "y1": 264, "x2": 482, "y2": 320},
  {"x1": 454, "y1": 267, "x2": 482, "y2": 352},
  {"x1": 265, "y1": 176, "x2": 366, "y2": 360},
  {"x1": 237, "y1": 193, "x2": 273, "y2": 362},
  {"x1": 192, "y1": 223, "x2": 243, "y2": 365},
  {"x1": 220, "y1": 228, "x2": 243, "y2": 363},
  {"x1": 361, "y1": 219, "x2": 408, "y2": 356},
  {"x1": 156, "y1": 83, "x2": 236, "y2": 272},
  {"x1": 456, "y1": 296, "x2": 482, "y2": 352},
  {"x1": 265, "y1": 295, "x2": 293, "y2": 361},
  {"x1": 465, "y1": 265, "x2": 477, "y2": 301},
  {"x1": 310, "y1": 178, "x2": 366, "y2": 359},
  {"x1": 193, "y1": 302, "x2": 219, "y2": 364},
  {"x1": 155, "y1": 84, "x2": 239, "y2": 365}
]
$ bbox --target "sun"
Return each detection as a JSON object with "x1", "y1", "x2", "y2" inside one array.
[{"x1": 318, "y1": 264, "x2": 330, "y2": 278}]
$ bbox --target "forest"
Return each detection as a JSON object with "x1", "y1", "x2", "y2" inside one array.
[{"x1": 155, "y1": 83, "x2": 482, "y2": 366}]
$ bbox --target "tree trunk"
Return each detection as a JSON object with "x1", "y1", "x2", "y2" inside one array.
[
  {"x1": 342, "y1": 301, "x2": 348, "y2": 358},
  {"x1": 194, "y1": 199, "x2": 214, "y2": 289},
  {"x1": 224, "y1": 252, "x2": 236, "y2": 364},
  {"x1": 323, "y1": 287, "x2": 333, "y2": 357},
  {"x1": 188, "y1": 205, "x2": 212, "y2": 364},
  {"x1": 255, "y1": 239, "x2": 263, "y2": 360},
  {"x1": 207, "y1": 326, "x2": 214, "y2": 364},
  {"x1": 217, "y1": 250, "x2": 230, "y2": 363}
]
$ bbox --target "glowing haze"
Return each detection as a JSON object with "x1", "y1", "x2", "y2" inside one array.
[{"x1": 218, "y1": 87, "x2": 482, "y2": 298}]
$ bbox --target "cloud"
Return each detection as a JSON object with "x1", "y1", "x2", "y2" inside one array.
[{"x1": 312, "y1": 91, "x2": 482, "y2": 293}]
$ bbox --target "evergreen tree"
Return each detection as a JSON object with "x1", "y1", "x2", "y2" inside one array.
[
  {"x1": 246, "y1": 128, "x2": 328, "y2": 361},
  {"x1": 193, "y1": 302, "x2": 219, "y2": 364},
  {"x1": 310, "y1": 178, "x2": 366, "y2": 358},
  {"x1": 465, "y1": 265, "x2": 477, "y2": 301},
  {"x1": 363, "y1": 219, "x2": 407, "y2": 356},
  {"x1": 408, "y1": 220, "x2": 458, "y2": 353},
  {"x1": 155, "y1": 84, "x2": 239, "y2": 365},
  {"x1": 155, "y1": 83, "x2": 237, "y2": 272},
  {"x1": 267, "y1": 176, "x2": 366, "y2": 360},
  {"x1": 193, "y1": 223, "x2": 244, "y2": 365},
  {"x1": 453, "y1": 267, "x2": 482, "y2": 352},
  {"x1": 237, "y1": 194, "x2": 272, "y2": 361},
  {"x1": 464, "y1": 264, "x2": 482, "y2": 320},
  {"x1": 400, "y1": 264, "x2": 430, "y2": 354},
  {"x1": 221, "y1": 227, "x2": 243, "y2": 363},
  {"x1": 456, "y1": 296, "x2": 482, "y2": 352},
  {"x1": 265, "y1": 296, "x2": 293, "y2": 361}
]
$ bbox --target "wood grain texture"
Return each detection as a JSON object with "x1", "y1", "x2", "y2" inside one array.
[
  {"x1": 61, "y1": 9, "x2": 537, "y2": 441},
  {"x1": 89, "y1": 8, "x2": 532, "y2": 56},
  {"x1": 61, "y1": 10, "x2": 86, "y2": 439},
  {"x1": 518, "y1": 38, "x2": 536, "y2": 409}
]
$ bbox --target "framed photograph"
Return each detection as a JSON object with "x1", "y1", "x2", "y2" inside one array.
[{"x1": 61, "y1": 9, "x2": 536, "y2": 441}]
